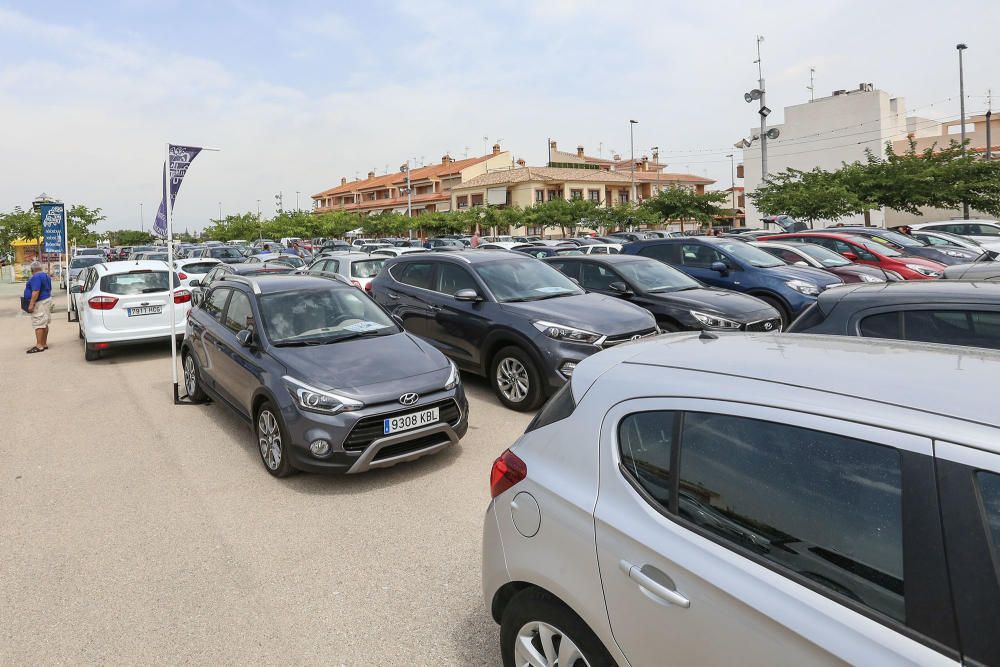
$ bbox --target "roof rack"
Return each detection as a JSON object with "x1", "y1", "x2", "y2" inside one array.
[{"x1": 219, "y1": 274, "x2": 262, "y2": 294}]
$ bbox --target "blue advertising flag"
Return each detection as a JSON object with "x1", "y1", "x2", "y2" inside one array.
[
  {"x1": 40, "y1": 203, "x2": 65, "y2": 254},
  {"x1": 153, "y1": 145, "x2": 203, "y2": 237}
]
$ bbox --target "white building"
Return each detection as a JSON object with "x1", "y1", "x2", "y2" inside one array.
[{"x1": 743, "y1": 84, "x2": 911, "y2": 228}]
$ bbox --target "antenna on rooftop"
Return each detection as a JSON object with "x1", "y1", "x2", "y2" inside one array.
[
  {"x1": 464, "y1": 146, "x2": 469, "y2": 158},
  {"x1": 483, "y1": 135, "x2": 489, "y2": 155},
  {"x1": 807, "y1": 66, "x2": 816, "y2": 101},
  {"x1": 598, "y1": 141, "x2": 603, "y2": 158}
]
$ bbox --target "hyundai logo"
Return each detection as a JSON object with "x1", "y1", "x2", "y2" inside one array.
[
  {"x1": 763, "y1": 322, "x2": 774, "y2": 331},
  {"x1": 399, "y1": 393, "x2": 419, "y2": 406},
  {"x1": 630, "y1": 335, "x2": 642, "y2": 341}
]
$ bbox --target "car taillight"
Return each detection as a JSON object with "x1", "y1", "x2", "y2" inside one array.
[
  {"x1": 490, "y1": 449, "x2": 527, "y2": 498},
  {"x1": 364, "y1": 282, "x2": 372, "y2": 292},
  {"x1": 178, "y1": 272, "x2": 188, "y2": 280},
  {"x1": 88, "y1": 296, "x2": 118, "y2": 310},
  {"x1": 174, "y1": 290, "x2": 191, "y2": 304}
]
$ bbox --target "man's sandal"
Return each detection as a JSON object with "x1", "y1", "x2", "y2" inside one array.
[{"x1": 26, "y1": 346, "x2": 45, "y2": 354}]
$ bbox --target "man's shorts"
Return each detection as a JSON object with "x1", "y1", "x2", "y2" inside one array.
[{"x1": 30, "y1": 298, "x2": 53, "y2": 329}]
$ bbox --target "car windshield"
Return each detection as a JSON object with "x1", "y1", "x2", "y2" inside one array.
[
  {"x1": 271, "y1": 255, "x2": 305, "y2": 268},
  {"x1": 474, "y1": 258, "x2": 584, "y2": 302},
  {"x1": 794, "y1": 244, "x2": 851, "y2": 267},
  {"x1": 70, "y1": 256, "x2": 103, "y2": 268},
  {"x1": 853, "y1": 238, "x2": 902, "y2": 257},
  {"x1": 209, "y1": 247, "x2": 243, "y2": 259},
  {"x1": 616, "y1": 259, "x2": 700, "y2": 292},
  {"x1": 259, "y1": 287, "x2": 398, "y2": 344},
  {"x1": 714, "y1": 240, "x2": 784, "y2": 268},
  {"x1": 865, "y1": 230, "x2": 922, "y2": 248}
]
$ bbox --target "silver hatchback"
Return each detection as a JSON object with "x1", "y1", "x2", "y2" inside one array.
[{"x1": 483, "y1": 333, "x2": 1000, "y2": 666}]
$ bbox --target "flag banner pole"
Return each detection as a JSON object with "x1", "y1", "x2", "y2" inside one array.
[
  {"x1": 165, "y1": 142, "x2": 180, "y2": 402},
  {"x1": 64, "y1": 204, "x2": 71, "y2": 320}
]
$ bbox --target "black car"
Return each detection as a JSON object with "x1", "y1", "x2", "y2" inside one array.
[
  {"x1": 514, "y1": 245, "x2": 584, "y2": 259},
  {"x1": 543, "y1": 255, "x2": 782, "y2": 332},
  {"x1": 787, "y1": 281, "x2": 1000, "y2": 350},
  {"x1": 824, "y1": 227, "x2": 980, "y2": 265},
  {"x1": 190, "y1": 245, "x2": 246, "y2": 264},
  {"x1": 191, "y1": 261, "x2": 295, "y2": 303},
  {"x1": 371, "y1": 250, "x2": 657, "y2": 411},
  {"x1": 181, "y1": 274, "x2": 468, "y2": 477}
]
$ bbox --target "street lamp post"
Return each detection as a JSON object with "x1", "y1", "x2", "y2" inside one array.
[
  {"x1": 727, "y1": 153, "x2": 736, "y2": 225},
  {"x1": 629, "y1": 120, "x2": 638, "y2": 205},
  {"x1": 957, "y1": 43, "x2": 970, "y2": 219}
]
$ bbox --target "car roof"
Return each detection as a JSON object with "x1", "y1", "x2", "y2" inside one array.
[
  {"x1": 95, "y1": 260, "x2": 171, "y2": 274},
  {"x1": 391, "y1": 249, "x2": 524, "y2": 265},
  {"x1": 232, "y1": 274, "x2": 338, "y2": 294},
  {"x1": 814, "y1": 279, "x2": 1000, "y2": 309},
  {"x1": 913, "y1": 219, "x2": 1000, "y2": 226},
  {"x1": 573, "y1": 331, "x2": 1000, "y2": 446},
  {"x1": 543, "y1": 253, "x2": 648, "y2": 264},
  {"x1": 226, "y1": 262, "x2": 294, "y2": 274}
]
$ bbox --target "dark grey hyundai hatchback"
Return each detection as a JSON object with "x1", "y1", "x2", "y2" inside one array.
[{"x1": 181, "y1": 274, "x2": 468, "y2": 477}]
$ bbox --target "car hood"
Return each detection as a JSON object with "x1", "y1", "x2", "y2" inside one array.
[
  {"x1": 829, "y1": 264, "x2": 890, "y2": 279},
  {"x1": 765, "y1": 263, "x2": 843, "y2": 288},
  {"x1": 646, "y1": 288, "x2": 777, "y2": 320},
  {"x1": 906, "y1": 245, "x2": 979, "y2": 265},
  {"x1": 500, "y1": 292, "x2": 654, "y2": 334},
  {"x1": 273, "y1": 331, "x2": 450, "y2": 395}
]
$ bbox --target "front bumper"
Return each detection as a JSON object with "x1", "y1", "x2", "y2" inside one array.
[{"x1": 532, "y1": 327, "x2": 658, "y2": 394}]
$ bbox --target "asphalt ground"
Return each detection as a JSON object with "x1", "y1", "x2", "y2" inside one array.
[{"x1": 0, "y1": 282, "x2": 530, "y2": 665}]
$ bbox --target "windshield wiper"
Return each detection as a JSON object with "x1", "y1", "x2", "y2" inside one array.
[{"x1": 273, "y1": 330, "x2": 388, "y2": 346}]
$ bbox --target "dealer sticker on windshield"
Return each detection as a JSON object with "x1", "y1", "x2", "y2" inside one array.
[{"x1": 384, "y1": 407, "x2": 439, "y2": 435}]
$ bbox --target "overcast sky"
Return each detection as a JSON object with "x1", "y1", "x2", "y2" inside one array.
[{"x1": 1, "y1": 0, "x2": 998, "y2": 232}]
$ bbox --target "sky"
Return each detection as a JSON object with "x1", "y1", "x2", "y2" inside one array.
[{"x1": 1, "y1": 0, "x2": 998, "y2": 233}]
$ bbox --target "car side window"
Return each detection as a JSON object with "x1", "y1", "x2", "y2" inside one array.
[
  {"x1": 637, "y1": 243, "x2": 680, "y2": 264},
  {"x1": 859, "y1": 312, "x2": 903, "y2": 339},
  {"x1": 679, "y1": 243, "x2": 723, "y2": 268},
  {"x1": 547, "y1": 261, "x2": 578, "y2": 282},
  {"x1": 580, "y1": 263, "x2": 622, "y2": 290},
  {"x1": 764, "y1": 247, "x2": 801, "y2": 264},
  {"x1": 85, "y1": 269, "x2": 98, "y2": 291},
  {"x1": 436, "y1": 263, "x2": 478, "y2": 296},
  {"x1": 619, "y1": 412, "x2": 677, "y2": 509},
  {"x1": 591, "y1": 246, "x2": 608, "y2": 254},
  {"x1": 976, "y1": 472, "x2": 1000, "y2": 579},
  {"x1": 972, "y1": 224, "x2": 1000, "y2": 237},
  {"x1": 203, "y1": 287, "x2": 231, "y2": 320},
  {"x1": 396, "y1": 262, "x2": 436, "y2": 290},
  {"x1": 223, "y1": 290, "x2": 254, "y2": 334}
]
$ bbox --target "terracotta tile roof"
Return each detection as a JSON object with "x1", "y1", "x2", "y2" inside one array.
[
  {"x1": 634, "y1": 171, "x2": 715, "y2": 185},
  {"x1": 452, "y1": 166, "x2": 633, "y2": 190},
  {"x1": 315, "y1": 191, "x2": 448, "y2": 212},
  {"x1": 311, "y1": 153, "x2": 498, "y2": 199}
]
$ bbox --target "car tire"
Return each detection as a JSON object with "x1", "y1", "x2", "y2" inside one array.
[
  {"x1": 254, "y1": 400, "x2": 296, "y2": 478},
  {"x1": 756, "y1": 295, "x2": 790, "y2": 329},
  {"x1": 500, "y1": 588, "x2": 616, "y2": 667},
  {"x1": 491, "y1": 346, "x2": 544, "y2": 412},
  {"x1": 84, "y1": 340, "x2": 100, "y2": 362},
  {"x1": 181, "y1": 351, "x2": 208, "y2": 403}
]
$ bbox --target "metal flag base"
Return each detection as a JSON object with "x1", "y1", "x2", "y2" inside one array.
[{"x1": 173, "y1": 382, "x2": 209, "y2": 406}]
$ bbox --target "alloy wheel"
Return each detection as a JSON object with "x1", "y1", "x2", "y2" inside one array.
[
  {"x1": 514, "y1": 621, "x2": 591, "y2": 667},
  {"x1": 183, "y1": 355, "x2": 197, "y2": 397},
  {"x1": 496, "y1": 357, "x2": 529, "y2": 403},
  {"x1": 257, "y1": 410, "x2": 282, "y2": 471}
]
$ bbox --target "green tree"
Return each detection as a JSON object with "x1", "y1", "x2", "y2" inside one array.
[
  {"x1": 640, "y1": 187, "x2": 728, "y2": 232},
  {"x1": 107, "y1": 229, "x2": 155, "y2": 246},
  {"x1": 749, "y1": 168, "x2": 865, "y2": 223},
  {"x1": 67, "y1": 205, "x2": 105, "y2": 246},
  {"x1": 0, "y1": 207, "x2": 41, "y2": 256}
]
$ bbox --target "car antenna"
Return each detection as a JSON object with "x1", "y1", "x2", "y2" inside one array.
[{"x1": 699, "y1": 330, "x2": 718, "y2": 341}]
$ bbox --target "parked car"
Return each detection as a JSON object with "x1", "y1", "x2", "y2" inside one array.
[
  {"x1": 514, "y1": 245, "x2": 584, "y2": 259},
  {"x1": 359, "y1": 243, "x2": 393, "y2": 254},
  {"x1": 172, "y1": 257, "x2": 222, "y2": 288},
  {"x1": 191, "y1": 262, "x2": 296, "y2": 302},
  {"x1": 64, "y1": 255, "x2": 105, "y2": 289},
  {"x1": 245, "y1": 252, "x2": 306, "y2": 269},
  {"x1": 181, "y1": 274, "x2": 467, "y2": 477},
  {"x1": 75, "y1": 248, "x2": 106, "y2": 258},
  {"x1": 545, "y1": 255, "x2": 782, "y2": 332},
  {"x1": 391, "y1": 239, "x2": 425, "y2": 248},
  {"x1": 909, "y1": 219, "x2": 1000, "y2": 249},
  {"x1": 483, "y1": 332, "x2": 1000, "y2": 666},
  {"x1": 825, "y1": 226, "x2": 980, "y2": 265},
  {"x1": 350, "y1": 238, "x2": 376, "y2": 248},
  {"x1": 303, "y1": 254, "x2": 387, "y2": 292},
  {"x1": 760, "y1": 231, "x2": 947, "y2": 281},
  {"x1": 129, "y1": 251, "x2": 169, "y2": 262},
  {"x1": 787, "y1": 280, "x2": 1000, "y2": 351},
  {"x1": 370, "y1": 247, "x2": 429, "y2": 258},
  {"x1": 903, "y1": 228, "x2": 998, "y2": 259},
  {"x1": 322, "y1": 240, "x2": 353, "y2": 253},
  {"x1": 623, "y1": 237, "x2": 842, "y2": 326},
  {"x1": 71, "y1": 260, "x2": 191, "y2": 361},
  {"x1": 578, "y1": 243, "x2": 623, "y2": 255},
  {"x1": 750, "y1": 240, "x2": 896, "y2": 282},
  {"x1": 427, "y1": 237, "x2": 466, "y2": 249},
  {"x1": 943, "y1": 262, "x2": 1000, "y2": 281},
  {"x1": 480, "y1": 242, "x2": 522, "y2": 251},
  {"x1": 188, "y1": 245, "x2": 245, "y2": 264},
  {"x1": 372, "y1": 250, "x2": 657, "y2": 411},
  {"x1": 608, "y1": 231, "x2": 654, "y2": 242}
]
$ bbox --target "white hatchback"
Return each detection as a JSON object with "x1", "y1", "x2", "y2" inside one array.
[
  {"x1": 72, "y1": 260, "x2": 192, "y2": 361},
  {"x1": 172, "y1": 257, "x2": 222, "y2": 288}
]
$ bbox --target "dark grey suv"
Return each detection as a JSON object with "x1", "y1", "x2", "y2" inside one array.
[
  {"x1": 371, "y1": 250, "x2": 657, "y2": 411},
  {"x1": 181, "y1": 274, "x2": 468, "y2": 477}
]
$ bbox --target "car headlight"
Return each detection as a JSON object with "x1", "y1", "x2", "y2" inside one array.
[
  {"x1": 532, "y1": 320, "x2": 602, "y2": 344},
  {"x1": 444, "y1": 360, "x2": 460, "y2": 390},
  {"x1": 690, "y1": 310, "x2": 741, "y2": 330},
  {"x1": 906, "y1": 263, "x2": 942, "y2": 278},
  {"x1": 944, "y1": 250, "x2": 965, "y2": 258},
  {"x1": 884, "y1": 270, "x2": 904, "y2": 281},
  {"x1": 283, "y1": 376, "x2": 363, "y2": 415},
  {"x1": 858, "y1": 273, "x2": 886, "y2": 283},
  {"x1": 786, "y1": 279, "x2": 821, "y2": 296}
]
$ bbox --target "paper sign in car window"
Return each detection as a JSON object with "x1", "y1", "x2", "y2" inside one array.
[{"x1": 345, "y1": 321, "x2": 384, "y2": 332}]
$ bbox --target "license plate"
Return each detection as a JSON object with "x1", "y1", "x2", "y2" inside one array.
[
  {"x1": 384, "y1": 407, "x2": 439, "y2": 435},
  {"x1": 127, "y1": 306, "x2": 163, "y2": 317}
]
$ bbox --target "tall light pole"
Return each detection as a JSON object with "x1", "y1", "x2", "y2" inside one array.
[
  {"x1": 651, "y1": 146, "x2": 661, "y2": 195},
  {"x1": 629, "y1": 119, "x2": 638, "y2": 204},
  {"x1": 957, "y1": 43, "x2": 970, "y2": 219},
  {"x1": 727, "y1": 153, "x2": 736, "y2": 225},
  {"x1": 218, "y1": 201, "x2": 222, "y2": 221},
  {"x1": 139, "y1": 202, "x2": 144, "y2": 234},
  {"x1": 295, "y1": 191, "x2": 300, "y2": 211}
]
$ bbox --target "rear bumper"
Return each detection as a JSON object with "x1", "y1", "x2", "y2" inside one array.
[{"x1": 86, "y1": 333, "x2": 183, "y2": 349}]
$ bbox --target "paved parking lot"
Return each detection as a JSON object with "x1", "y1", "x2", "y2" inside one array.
[{"x1": 0, "y1": 286, "x2": 529, "y2": 665}]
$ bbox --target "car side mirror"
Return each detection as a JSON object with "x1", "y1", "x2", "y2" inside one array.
[
  {"x1": 236, "y1": 328, "x2": 254, "y2": 348},
  {"x1": 70, "y1": 284, "x2": 83, "y2": 294},
  {"x1": 188, "y1": 279, "x2": 200, "y2": 287},
  {"x1": 710, "y1": 260, "x2": 729, "y2": 275},
  {"x1": 454, "y1": 288, "x2": 482, "y2": 302},
  {"x1": 608, "y1": 281, "x2": 633, "y2": 297},
  {"x1": 841, "y1": 251, "x2": 858, "y2": 261}
]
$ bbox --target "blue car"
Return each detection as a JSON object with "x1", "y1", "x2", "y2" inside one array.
[{"x1": 622, "y1": 237, "x2": 842, "y2": 325}]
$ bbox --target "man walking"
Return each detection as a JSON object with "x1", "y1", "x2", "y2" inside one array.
[{"x1": 24, "y1": 261, "x2": 53, "y2": 354}]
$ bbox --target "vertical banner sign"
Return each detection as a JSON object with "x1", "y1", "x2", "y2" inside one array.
[
  {"x1": 41, "y1": 203, "x2": 65, "y2": 253},
  {"x1": 153, "y1": 145, "x2": 203, "y2": 237}
]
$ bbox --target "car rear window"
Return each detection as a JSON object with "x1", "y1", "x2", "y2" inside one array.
[
  {"x1": 100, "y1": 271, "x2": 180, "y2": 295},
  {"x1": 351, "y1": 259, "x2": 386, "y2": 278},
  {"x1": 179, "y1": 262, "x2": 219, "y2": 274},
  {"x1": 70, "y1": 257, "x2": 104, "y2": 268}
]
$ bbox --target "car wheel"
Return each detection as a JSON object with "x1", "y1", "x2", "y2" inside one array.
[
  {"x1": 500, "y1": 588, "x2": 615, "y2": 667},
  {"x1": 491, "y1": 346, "x2": 544, "y2": 412},
  {"x1": 182, "y1": 352, "x2": 208, "y2": 403},
  {"x1": 255, "y1": 401, "x2": 296, "y2": 478},
  {"x1": 756, "y1": 295, "x2": 790, "y2": 329}
]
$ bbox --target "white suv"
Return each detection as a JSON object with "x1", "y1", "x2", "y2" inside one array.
[
  {"x1": 72, "y1": 260, "x2": 192, "y2": 361},
  {"x1": 483, "y1": 332, "x2": 1000, "y2": 666}
]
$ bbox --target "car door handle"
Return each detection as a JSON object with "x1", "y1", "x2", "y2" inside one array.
[
  {"x1": 620, "y1": 560, "x2": 690, "y2": 609},
  {"x1": 430, "y1": 304, "x2": 443, "y2": 311},
  {"x1": 387, "y1": 291, "x2": 400, "y2": 300}
]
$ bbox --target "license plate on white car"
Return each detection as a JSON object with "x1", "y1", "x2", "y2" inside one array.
[
  {"x1": 127, "y1": 306, "x2": 163, "y2": 317},
  {"x1": 383, "y1": 407, "x2": 439, "y2": 435}
]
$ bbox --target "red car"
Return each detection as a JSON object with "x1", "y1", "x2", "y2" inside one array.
[{"x1": 760, "y1": 232, "x2": 946, "y2": 280}]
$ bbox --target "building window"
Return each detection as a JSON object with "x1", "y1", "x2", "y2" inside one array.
[
  {"x1": 570, "y1": 189, "x2": 583, "y2": 200},
  {"x1": 535, "y1": 190, "x2": 544, "y2": 203},
  {"x1": 548, "y1": 189, "x2": 563, "y2": 201},
  {"x1": 588, "y1": 190, "x2": 600, "y2": 203},
  {"x1": 619, "y1": 191, "x2": 629, "y2": 204},
  {"x1": 457, "y1": 195, "x2": 468, "y2": 209},
  {"x1": 471, "y1": 194, "x2": 484, "y2": 207}
]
